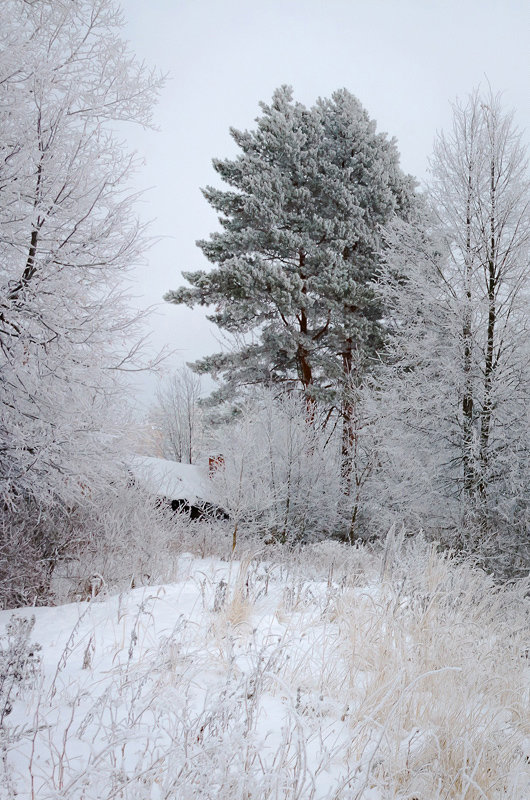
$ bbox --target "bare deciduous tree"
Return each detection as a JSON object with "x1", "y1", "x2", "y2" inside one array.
[
  {"x1": 0, "y1": 0, "x2": 163, "y2": 603},
  {"x1": 151, "y1": 367, "x2": 204, "y2": 464},
  {"x1": 430, "y1": 88, "x2": 530, "y2": 509},
  {"x1": 0, "y1": 0, "x2": 163, "y2": 507}
]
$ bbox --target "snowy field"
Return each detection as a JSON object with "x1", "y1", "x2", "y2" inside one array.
[{"x1": 1, "y1": 539, "x2": 529, "y2": 799}]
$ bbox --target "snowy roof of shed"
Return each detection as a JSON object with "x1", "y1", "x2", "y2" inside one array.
[{"x1": 128, "y1": 456, "x2": 212, "y2": 504}]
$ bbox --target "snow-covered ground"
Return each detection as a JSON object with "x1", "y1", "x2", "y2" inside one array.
[{"x1": 1, "y1": 541, "x2": 529, "y2": 799}]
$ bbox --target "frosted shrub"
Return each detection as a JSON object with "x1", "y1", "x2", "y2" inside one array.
[
  {"x1": 0, "y1": 500, "x2": 82, "y2": 608},
  {"x1": 209, "y1": 389, "x2": 343, "y2": 546},
  {"x1": 51, "y1": 480, "x2": 187, "y2": 603},
  {"x1": 0, "y1": 616, "x2": 41, "y2": 726},
  {"x1": 0, "y1": 476, "x2": 188, "y2": 608}
]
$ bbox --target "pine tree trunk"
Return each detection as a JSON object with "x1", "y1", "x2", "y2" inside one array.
[
  {"x1": 297, "y1": 250, "x2": 315, "y2": 421},
  {"x1": 341, "y1": 341, "x2": 355, "y2": 496},
  {"x1": 341, "y1": 338, "x2": 367, "y2": 543},
  {"x1": 297, "y1": 306, "x2": 313, "y2": 389}
]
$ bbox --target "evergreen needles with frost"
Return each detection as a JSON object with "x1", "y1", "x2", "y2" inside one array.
[{"x1": 165, "y1": 86, "x2": 416, "y2": 435}]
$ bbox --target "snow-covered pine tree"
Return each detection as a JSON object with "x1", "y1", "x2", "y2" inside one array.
[
  {"x1": 313, "y1": 90, "x2": 416, "y2": 486},
  {"x1": 165, "y1": 87, "x2": 415, "y2": 441},
  {"x1": 372, "y1": 89, "x2": 530, "y2": 573}
]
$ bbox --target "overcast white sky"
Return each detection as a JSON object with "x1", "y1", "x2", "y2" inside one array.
[{"x1": 119, "y1": 0, "x2": 529, "y2": 409}]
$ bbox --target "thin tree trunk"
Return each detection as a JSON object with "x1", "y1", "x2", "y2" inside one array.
[
  {"x1": 479, "y1": 153, "x2": 497, "y2": 499},
  {"x1": 462, "y1": 164, "x2": 476, "y2": 499}
]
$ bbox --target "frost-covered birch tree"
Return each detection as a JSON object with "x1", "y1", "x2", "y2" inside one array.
[
  {"x1": 0, "y1": 0, "x2": 163, "y2": 603},
  {"x1": 373, "y1": 90, "x2": 529, "y2": 570},
  {"x1": 0, "y1": 0, "x2": 162, "y2": 508}
]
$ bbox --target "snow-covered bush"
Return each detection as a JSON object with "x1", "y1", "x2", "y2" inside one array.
[
  {"x1": 0, "y1": 615, "x2": 41, "y2": 726},
  {"x1": 209, "y1": 390, "x2": 344, "y2": 546},
  {"x1": 0, "y1": 500, "x2": 83, "y2": 608},
  {"x1": 49, "y1": 480, "x2": 189, "y2": 604}
]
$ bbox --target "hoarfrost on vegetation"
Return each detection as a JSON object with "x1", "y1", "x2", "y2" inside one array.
[{"x1": 1, "y1": 537, "x2": 528, "y2": 799}]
